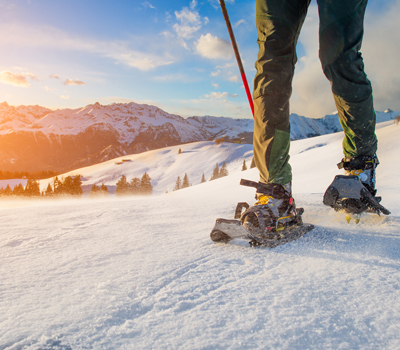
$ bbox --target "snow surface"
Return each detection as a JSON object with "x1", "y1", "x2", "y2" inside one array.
[
  {"x1": 1, "y1": 121, "x2": 400, "y2": 349},
  {"x1": 36, "y1": 141, "x2": 254, "y2": 195}
]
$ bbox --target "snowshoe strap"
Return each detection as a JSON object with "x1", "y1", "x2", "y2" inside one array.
[
  {"x1": 240, "y1": 179, "x2": 290, "y2": 199},
  {"x1": 234, "y1": 202, "x2": 250, "y2": 219},
  {"x1": 337, "y1": 155, "x2": 378, "y2": 170},
  {"x1": 240, "y1": 205, "x2": 276, "y2": 232}
]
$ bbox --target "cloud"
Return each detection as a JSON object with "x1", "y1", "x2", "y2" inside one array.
[
  {"x1": 211, "y1": 70, "x2": 221, "y2": 77},
  {"x1": 234, "y1": 19, "x2": 246, "y2": 27},
  {"x1": 0, "y1": 23, "x2": 174, "y2": 72},
  {"x1": 290, "y1": 2, "x2": 400, "y2": 118},
  {"x1": 152, "y1": 73, "x2": 198, "y2": 83},
  {"x1": 49, "y1": 74, "x2": 60, "y2": 79},
  {"x1": 26, "y1": 73, "x2": 39, "y2": 81},
  {"x1": 0, "y1": 71, "x2": 30, "y2": 87},
  {"x1": 173, "y1": 7, "x2": 202, "y2": 40},
  {"x1": 204, "y1": 91, "x2": 236, "y2": 100},
  {"x1": 207, "y1": 0, "x2": 235, "y2": 10},
  {"x1": 212, "y1": 83, "x2": 220, "y2": 88},
  {"x1": 291, "y1": 4, "x2": 336, "y2": 118},
  {"x1": 362, "y1": 0, "x2": 400, "y2": 111},
  {"x1": 141, "y1": 1, "x2": 155, "y2": 9},
  {"x1": 60, "y1": 95, "x2": 70, "y2": 100},
  {"x1": 195, "y1": 34, "x2": 233, "y2": 60},
  {"x1": 170, "y1": 96, "x2": 252, "y2": 119},
  {"x1": 228, "y1": 74, "x2": 239, "y2": 83},
  {"x1": 64, "y1": 79, "x2": 87, "y2": 86}
]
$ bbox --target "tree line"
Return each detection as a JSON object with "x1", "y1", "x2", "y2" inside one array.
[
  {"x1": 0, "y1": 176, "x2": 83, "y2": 197},
  {"x1": 114, "y1": 172, "x2": 153, "y2": 196},
  {"x1": 0, "y1": 170, "x2": 58, "y2": 180}
]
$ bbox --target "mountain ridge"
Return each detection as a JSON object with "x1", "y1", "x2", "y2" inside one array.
[{"x1": 0, "y1": 101, "x2": 397, "y2": 172}]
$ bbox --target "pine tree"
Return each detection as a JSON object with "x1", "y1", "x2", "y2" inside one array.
[
  {"x1": 13, "y1": 183, "x2": 25, "y2": 196},
  {"x1": 182, "y1": 173, "x2": 190, "y2": 188},
  {"x1": 140, "y1": 172, "x2": 153, "y2": 195},
  {"x1": 90, "y1": 184, "x2": 100, "y2": 197},
  {"x1": 250, "y1": 157, "x2": 256, "y2": 169},
  {"x1": 130, "y1": 177, "x2": 141, "y2": 195},
  {"x1": 45, "y1": 183, "x2": 53, "y2": 197},
  {"x1": 219, "y1": 162, "x2": 229, "y2": 178},
  {"x1": 178, "y1": 148, "x2": 182, "y2": 154},
  {"x1": 62, "y1": 176, "x2": 74, "y2": 195},
  {"x1": 24, "y1": 179, "x2": 40, "y2": 197},
  {"x1": 3, "y1": 184, "x2": 12, "y2": 196},
  {"x1": 100, "y1": 183, "x2": 109, "y2": 194},
  {"x1": 201, "y1": 173, "x2": 206, "y2": 183},
  {"x1": 116, "y1": 175, "x2": 130, "y2": 196},
  {"x1": 71, "y1": 176, "x2": 83, "y2": 196},
  {"x1": 53, "y1": 176, "x2": 63, "y2": 195},
  {"x1": 173, "y1": 176, "x2": 182, "y2": 191},
  {"x1": 242, "y1": 160, "x2": 247, "y2": 171},
  {"x1": 210, "y1": 163, "x2": 220, "y2": 181}
]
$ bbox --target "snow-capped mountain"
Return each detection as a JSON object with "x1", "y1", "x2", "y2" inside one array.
[{"x1": 0, "y1": 101, "x2": 397, "y2": 172}]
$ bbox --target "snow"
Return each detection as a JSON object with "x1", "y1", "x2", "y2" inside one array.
[
  {"x1": 1, "y1": 121, "x2": 400, "y2": 349},
  {"x1": 36, "y1": 141, "x2": 254, "y2": 195}
]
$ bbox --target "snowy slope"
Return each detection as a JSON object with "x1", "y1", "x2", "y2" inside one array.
[
  {"x1": 1, "y1": 122, "x2": 400, "y2": 349},
  {"x1": 37, "y1": 141, "x2": 254, "y2": 195}
]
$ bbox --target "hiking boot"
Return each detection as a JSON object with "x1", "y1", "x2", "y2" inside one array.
[
  {"x1": 338, "y1": 155, "x2": 378, "y2": 196},
  {"x1": 323, "y1": 154, "x2": 390, "y2": 216},
  {"x1": 240, "y1": 181, "x2": 302, "y2": 239}
]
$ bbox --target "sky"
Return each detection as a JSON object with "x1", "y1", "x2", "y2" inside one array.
[{"x1": 0, "y1": 0, "x2": 399, "y2": 119}]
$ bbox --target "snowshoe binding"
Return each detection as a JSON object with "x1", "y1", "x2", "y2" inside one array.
[
  {"x1": 323, "y1": 155, "x2": 390, "y2": 222},
  {"x1": 210, "y1": 179, "x2": 314, "y2": 247}
]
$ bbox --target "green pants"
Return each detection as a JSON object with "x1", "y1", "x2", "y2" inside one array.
[{"x1": 253, "y1": 0, "x2": 377, "y2": 185}]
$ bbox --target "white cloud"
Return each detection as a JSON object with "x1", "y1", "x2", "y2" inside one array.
[
  {"x1": 60, "y1": 95, "x2": 70, "y2": 100},
  {"x1": 234, "y1": 19, "x2": 246, "y2": 27},
  {"x1": 0, "y1": 23, "x2": 174, "y2": 72},
  {"x1": 64, "y1": 79, "x2": 87, "y2": 86},
  {"x1": 152, "y1": 73, "x2": 198, "y2": 83},
  {"x1": 0, "y1": 71, "x2": 30, "y2": 87},
  {"x1": 212, "y1": 83, "x2": 220, "y2": 88},
  {"x1": 173, "y1": 7, "x2": 202, "y2": 40},
  {"x1": 204, "y1": 92, "x2": 229, "y2": 100},
  {"x1": 291, "y1": 4, "x2": 335, "y2": 118},
  {"x1": 211, "y1": 70, "x2": 221, "y2": 77},
  {"x1": 228, "y1": 75, "x2": 239, "y2": 83},
  {"x1": 170, "y1": 96, "x2": 252, "y2": 119},
  {"x1": 291, "y1": 2, "x2": 400, "y2": 118},
  {"x1": 49, "y1": 74, "x2": 60, "y2": 79},
  {"x1": 195, "y1": 34, "x2": 233, "y2": 60},
  {"x1": 362, "y1": 0, "x2": 400, "y2": 111},
  {"x1": 141, "y1": 1, "x2": 155, "y2": 9}
]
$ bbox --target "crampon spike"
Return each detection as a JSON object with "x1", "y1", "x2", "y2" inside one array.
[{"x1": 346, "y1": 215, "x2": 351, "y2": 224}]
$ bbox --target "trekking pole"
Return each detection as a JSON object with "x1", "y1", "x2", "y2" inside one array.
[{"x1": 219, "y1": 0, "x2": 254, "y2": 118}]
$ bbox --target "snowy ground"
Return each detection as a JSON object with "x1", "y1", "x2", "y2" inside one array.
[{"x1": 1, "y1": 121, "x2": 400, "y2": 349}]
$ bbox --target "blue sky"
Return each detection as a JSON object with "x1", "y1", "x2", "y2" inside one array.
[{"x1": 1, "y1": 0, "x2": 399, "y2": 119}]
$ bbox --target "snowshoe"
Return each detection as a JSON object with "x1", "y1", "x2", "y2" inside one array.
[
  {"x1": 210, "y1": 179, "x2": 314, "y2": 247},
  {"x1": 323, "y1": 155, "x2": 390, "y2": 221}
]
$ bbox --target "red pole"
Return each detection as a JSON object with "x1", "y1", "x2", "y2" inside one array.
[{"x1": 219, "y1": 0, "x2": 254, "y2": 118}]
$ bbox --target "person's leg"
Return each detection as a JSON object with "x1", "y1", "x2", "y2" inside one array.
[
  {"x1": 318, "y1": 1, "x2": 391, "y2": 216},
  {"x1": 253, "y1": 0, "x2": 311, "y2": 185},
  {"x1": 317, "y1": 0, "x2": 377, "y2": 158}
]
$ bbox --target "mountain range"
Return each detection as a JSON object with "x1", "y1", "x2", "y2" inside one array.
[{"x1": 0, "y1": 101, "x2": 397, "y2": 172}]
